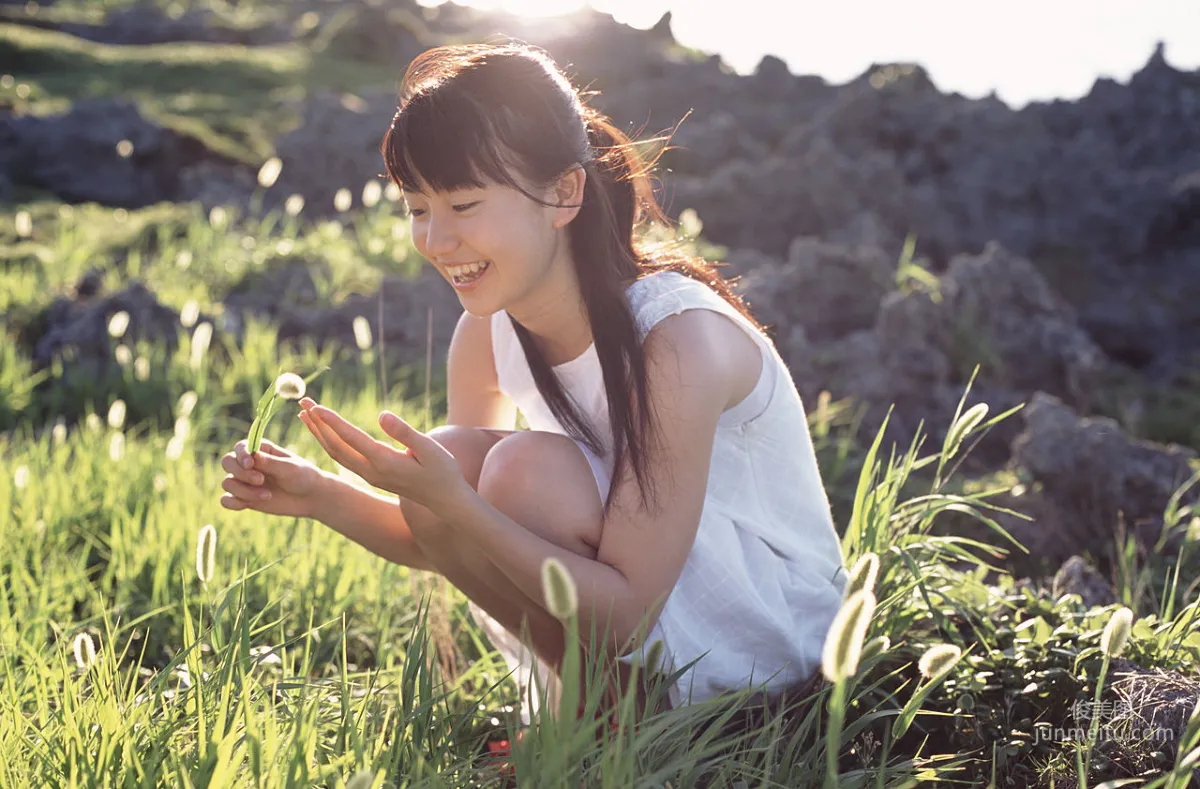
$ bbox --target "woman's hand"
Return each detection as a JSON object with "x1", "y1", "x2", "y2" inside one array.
[
  {"x1": 297, "y1": 397, "x2": 468, "y2": 517},
  {"x1": 219, "y1": 438, "x2": 328, "y2": 518}
]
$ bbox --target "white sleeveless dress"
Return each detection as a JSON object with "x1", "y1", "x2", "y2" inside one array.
[{"x1": 470, "y1": 270, "x2": 849, "y2": 718}]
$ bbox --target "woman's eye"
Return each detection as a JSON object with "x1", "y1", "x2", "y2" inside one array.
[
  {"x1": 407, "y1": 208, "x2": 426, "y2": 218},
  {"x1": 452, "y1": 201, "x2": 479, "y2": 213}
]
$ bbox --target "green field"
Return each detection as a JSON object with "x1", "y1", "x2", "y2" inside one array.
[{"x1": 3, "y1": 4, "x2": 1200, "y2": 787}]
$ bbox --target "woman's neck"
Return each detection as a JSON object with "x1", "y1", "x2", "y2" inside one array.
[{"x1": 504, "y1": 255, "x2": 593, "y2": 367}]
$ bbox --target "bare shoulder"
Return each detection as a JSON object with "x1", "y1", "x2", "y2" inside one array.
[
  {"x1": 447, "y1": 310, "x2": 515, "y2": 428},
  {"x1": 647, "y1": 308, "x2": 761, "y2": 412}
]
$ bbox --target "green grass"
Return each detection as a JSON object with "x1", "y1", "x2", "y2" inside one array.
[{"x1": 4, "y1": 10, "x2": 1200, "y2": 786}]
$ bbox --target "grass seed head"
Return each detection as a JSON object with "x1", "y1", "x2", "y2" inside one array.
[
  {"x1": 189, "y1": 322, "x2": 213, "y2": 370},
  {"x1": 362, "y1": 180, "x2": 382, "y2": 208},
  {"x1": 108, "y1": 433, "x2": 125, "y2": 462},
  {"x1": 1101, "y1": 606, "x2": 1133, "y2": 657},
  {"x1": 73, "y1": 632, "x2": 97, "y2": 670},
  {"x1": 918, "y1": 643, "x2": 962, "y2": 678},
  {"x1": 274, "y1": 372, "x2": 306, "y2": 400},
  {"x1": 15, "y1": 210, "x2": 32, "y2": 238},
  {"x1": 822, "y1": 589, "x2": 876, "y2": 683},
  {"x1": 196, "y1": 524, "x2": 217, "y2": 585},
  {"x1": 107, "y1": 400, "x2": 126, "y2": 430},
  {"x1": 861, "y1": 634, "x2": 890, "y2": 662},
  {"x1": 285, "y1": 194, "x2": 305, "y2": 216},
  {"x1": 345, "y1": 770, "x2": 380, "y2": 789},
  {"x1": 333, "y1": 188, "x2": 353, "y2": 212},
  {"x1": 257, "y1": 156, "x2": 282, "y2": 189},
  {"x1": 13, "y1": 465, "x2": 29, "y2": 489},
  {"x1": 352, "y1": 316, "x2": 373, "y2": 351},
  {"x1": 180, "y1": 300, "x2": 199, "y2": 328},
  {"x1": 541, "y1": 557, "x2": 578, "y2": 620},
  {"x1": 52, "y1": 419, "x2": 67, "y2": 445},
  {"x1": 107, "y1": 311, "x2": 130, "y2": 338},
  {"x1": 846, "y1": 553, "x2": 880, "y2": 596}
]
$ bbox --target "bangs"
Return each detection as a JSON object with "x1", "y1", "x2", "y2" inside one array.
[{"x1": 383, "y1": 89, "x2": 522, "y2": 196}]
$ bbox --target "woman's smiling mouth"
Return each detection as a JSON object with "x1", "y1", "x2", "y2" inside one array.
[{"x1": 447, "y1": 260, "x2": 491, "y2": 289}]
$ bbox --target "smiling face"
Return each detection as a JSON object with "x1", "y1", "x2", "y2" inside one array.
[{"x1": 403, "y1": 168, "x2": 585, "y2": 318}]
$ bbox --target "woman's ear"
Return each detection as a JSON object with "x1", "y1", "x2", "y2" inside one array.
[{"x1": 550, "y1": 165, "x2": 586, "y2": 229}]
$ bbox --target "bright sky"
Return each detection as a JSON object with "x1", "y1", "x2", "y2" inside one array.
[{"x1": 417, "y1": 0, "x2": 1200, "y2": 108}]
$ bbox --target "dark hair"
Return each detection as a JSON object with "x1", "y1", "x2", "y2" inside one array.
[{"x1": 381, "y1": 43, "x2": 768, "y2": 518}]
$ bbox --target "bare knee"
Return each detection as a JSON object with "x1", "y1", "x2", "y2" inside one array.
[{"x1": 478, "y1": 431, "x2": 604, "y2": 558}]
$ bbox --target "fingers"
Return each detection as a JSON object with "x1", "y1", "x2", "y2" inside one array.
[
  {"x1": 221, "y1": 453, "x2": 266, "y2": 485},
  {"x1": 310, "y1": 405, "x2": 383, "y2": 459},
  {"x1": 300, "y1": 408, "x2": 370, "y2": 469},
  {"x1": 222, "y1": 476, "x2": 272, "y2": 503}
]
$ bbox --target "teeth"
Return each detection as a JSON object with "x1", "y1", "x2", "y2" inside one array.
[{"x1": 449, "y1": 261, "x2": 489, "y2": 279}]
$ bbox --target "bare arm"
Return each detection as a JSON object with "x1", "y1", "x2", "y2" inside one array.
[
  {"x1": 308, "y1": 471, "x2": 437, "y2": 571},
  {"x1": 295, "y1": 309, "x2": 513, "y2": 570}
]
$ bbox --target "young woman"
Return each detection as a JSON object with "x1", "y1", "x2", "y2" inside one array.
[{"x1": 219, "y1": 43, "x2": 848, "y2": 725}]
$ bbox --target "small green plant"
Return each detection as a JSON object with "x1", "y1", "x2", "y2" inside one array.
[{"x1": 246, "y1": 368, "x2": 326, "y2": 453}]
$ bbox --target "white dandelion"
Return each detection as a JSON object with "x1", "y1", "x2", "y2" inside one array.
[{"x1": 274, "y1": 372, "x2": 305, "y2": 400}]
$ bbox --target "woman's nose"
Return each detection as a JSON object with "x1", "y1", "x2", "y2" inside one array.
[{"x1": 422, "y1": 215, "x2": 459, "y2": 257}]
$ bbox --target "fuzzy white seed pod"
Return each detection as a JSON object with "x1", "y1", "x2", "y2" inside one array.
[
  {"x1": 257, "y1": 157, "x2": 282, "y2": 189},
  {"x1": 352, "y1": 316, "x2": 373, "y2": 351},
  {"x1": 134, "y1": 356, "x2": 150, "y2": 381},
  {"x1": 189, "y1": 322, "x2": 213, "y2": 370},
  {"x1": 361, "y1": 180, "x2": 382, "y2": 208},
  {"x1": 13, "y1": 465, "x2": 29, "y2": 489},
  {"x1": 116, "y1": 139, "x2": 133, "y2": 158},
  {"x1": 860, "y1": 634, "x2": 891, "y2": 662},
  {"x1": 918, "y1": 644, "x2": 962, "y2": 679},
  {"x1": 384, "y1": 182, "x2": 401, "y2": 202},
  {"x1": 177, "y1": 391, "x2": 198, "y2": 418},
  {"x1": 73, "y1": 632, "x2": 97, "y2": 670},
  {"x1": 165, "y1": 434, "x2": 185, "y2": 461},
  {"x1": 1101, "y1": 607, "x2": 1133, "y2": 658},
  {"x1": 176, "y1": 250, "x2": 193, "y2": 271},
  {"x1": 85, "y1": 413, "x2": 102, "y2": 433},
  {"x1": 107, "y1": 399, "x2": 126, "y2": 430},
  {"x1": 196, "y1": 524, "x2": 217, "y2": 585},
  {"x1": 107, "y1": 311, "x2": 130, "y2": 339},
  {"x1": 284, "y1": 194, "x2": 305, "y2": 217},
  {"x1": 345, "y1": 770, "x2": 379, "y2": 789},
  {"x1": 821, "y1": 589, "x2": 877, "y2": 683},
  {"x1": 15, "y1": 211, "x2": 33, "y2": 238},
  {"x1": 52, "y1": 419, "x2": 67, "y2": 445},
  {"x1": 114, "y1": 344, "x2": 132, "y2": 366},
  {"x1": 108, "y1": 433, "x2": 125, "y2": 462},
  {"x1": 846, "y1": 553, "x2": 880, "y2": 597},
  {"x1": 540, "y1": 557, "x2": 578, "y2": 620},
  {"x1": 274, "y1": 372, "x2": 306, "y2": 400},
  {"x1": 180, "y1": 300, "x2": 199, "y2": 329},
  {"x1": 208, "y1": 206, "x2": 228, "y2": 230},
  {"x1": 333, "y1": 188, "x2": 353, "y2": 213}
]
